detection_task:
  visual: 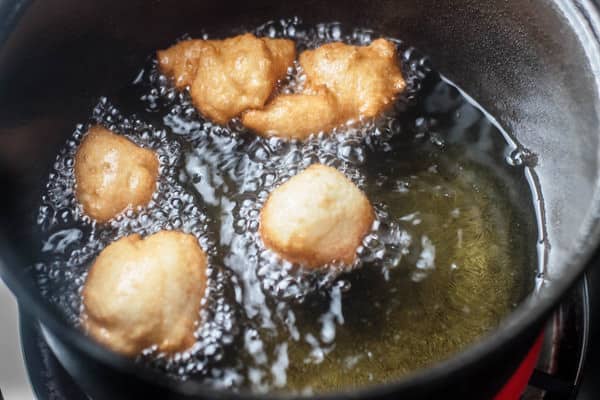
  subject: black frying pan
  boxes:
[1,0,600,398]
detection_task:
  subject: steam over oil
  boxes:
[34,19,538,394]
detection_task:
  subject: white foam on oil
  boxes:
[318,282,345,344]
[271,343,289,388]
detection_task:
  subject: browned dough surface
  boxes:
[260,164,374,268]
[74,125,158,223]
[82,231,207,356]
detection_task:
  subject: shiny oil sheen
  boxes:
[33,19,538,394]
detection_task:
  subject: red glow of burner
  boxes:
[494,333,544,400]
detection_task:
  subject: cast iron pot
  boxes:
[1,0,600,399]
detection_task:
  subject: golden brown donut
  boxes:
[74,125,158,223]
[82,231,208,357]
[158,34,296,124]
[300,38,406,119]
[259,164,374,268]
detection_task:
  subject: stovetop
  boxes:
[1,265,599,400]
[575,263,600,399]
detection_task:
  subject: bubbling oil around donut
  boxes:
[35,99,237,379]
[34,18,539,393]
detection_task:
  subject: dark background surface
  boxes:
[578,261,600,399]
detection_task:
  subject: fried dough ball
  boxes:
[300,38,406,118]
[242,38,405,138]
[260,164,374,268]
[74,125,158,223]
[82,231,207,357]
[241,86,341,140]
[158,34,296,124]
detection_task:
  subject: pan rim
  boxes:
[1,0,600,397]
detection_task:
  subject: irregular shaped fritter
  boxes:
[74,125,158,223]
[242,86,340,139]
[242,38,405,138]
[260,164,374,268]
[158,34,295,124]
[82,231,207,357]
[300,38,406,118]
